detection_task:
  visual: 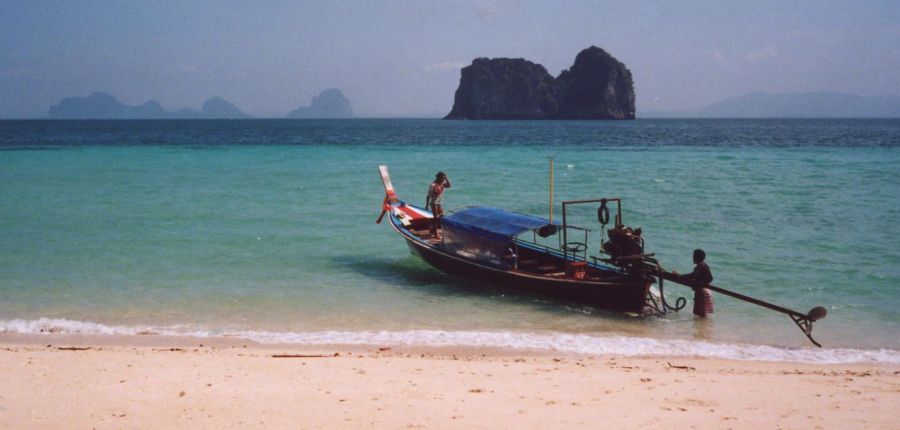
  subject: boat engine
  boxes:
[603,226,644,270]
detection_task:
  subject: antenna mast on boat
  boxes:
[548,156,555,223]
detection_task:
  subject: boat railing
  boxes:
[524,224,591,244]
[515,224,592,266]
[511,240,574,269]
[559,225,590,262]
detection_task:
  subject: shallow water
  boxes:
[1,119,898,362]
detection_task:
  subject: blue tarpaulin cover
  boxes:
[442,206,554,244]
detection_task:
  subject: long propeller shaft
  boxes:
[656,270,827,347]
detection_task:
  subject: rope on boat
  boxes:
[636,255,686,315]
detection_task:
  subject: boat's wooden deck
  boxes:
[408,226,442,245]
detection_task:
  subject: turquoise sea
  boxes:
[1,119,898,363]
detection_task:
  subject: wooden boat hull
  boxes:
[390,211,651,314]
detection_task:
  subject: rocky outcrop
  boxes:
[445,46,635,120]
[286,88,353,118]
[444,59,557,119]
[554,47,635,119]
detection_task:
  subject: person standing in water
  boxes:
[674,249,714,318]
[425,171,451,238]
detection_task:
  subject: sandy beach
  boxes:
[0,333,896,429]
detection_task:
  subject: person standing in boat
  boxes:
[425,171,451,238]
[674,249,714,318]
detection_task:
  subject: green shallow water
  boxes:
[0,119,898,350]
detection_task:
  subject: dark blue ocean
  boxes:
[1,119,898,363]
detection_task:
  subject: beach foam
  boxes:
[3,317,898,364]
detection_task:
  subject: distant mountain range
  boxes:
[44,89,353,119]
[642,92,900,118]
[40,90,899,119]
[46,92,252,119]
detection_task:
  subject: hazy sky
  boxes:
[2,0,899,118]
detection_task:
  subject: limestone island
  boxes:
[445,46,635,120]
[46,92,252,119]
[286,89,353,119]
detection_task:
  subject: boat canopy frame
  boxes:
[440,203,633,274]
[560,197,623,260]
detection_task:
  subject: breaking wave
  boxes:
[2,317,898,364]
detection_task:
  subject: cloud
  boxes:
[426,61,465,71]
[745,47,778,63]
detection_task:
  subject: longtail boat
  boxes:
[376,165,828,346]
